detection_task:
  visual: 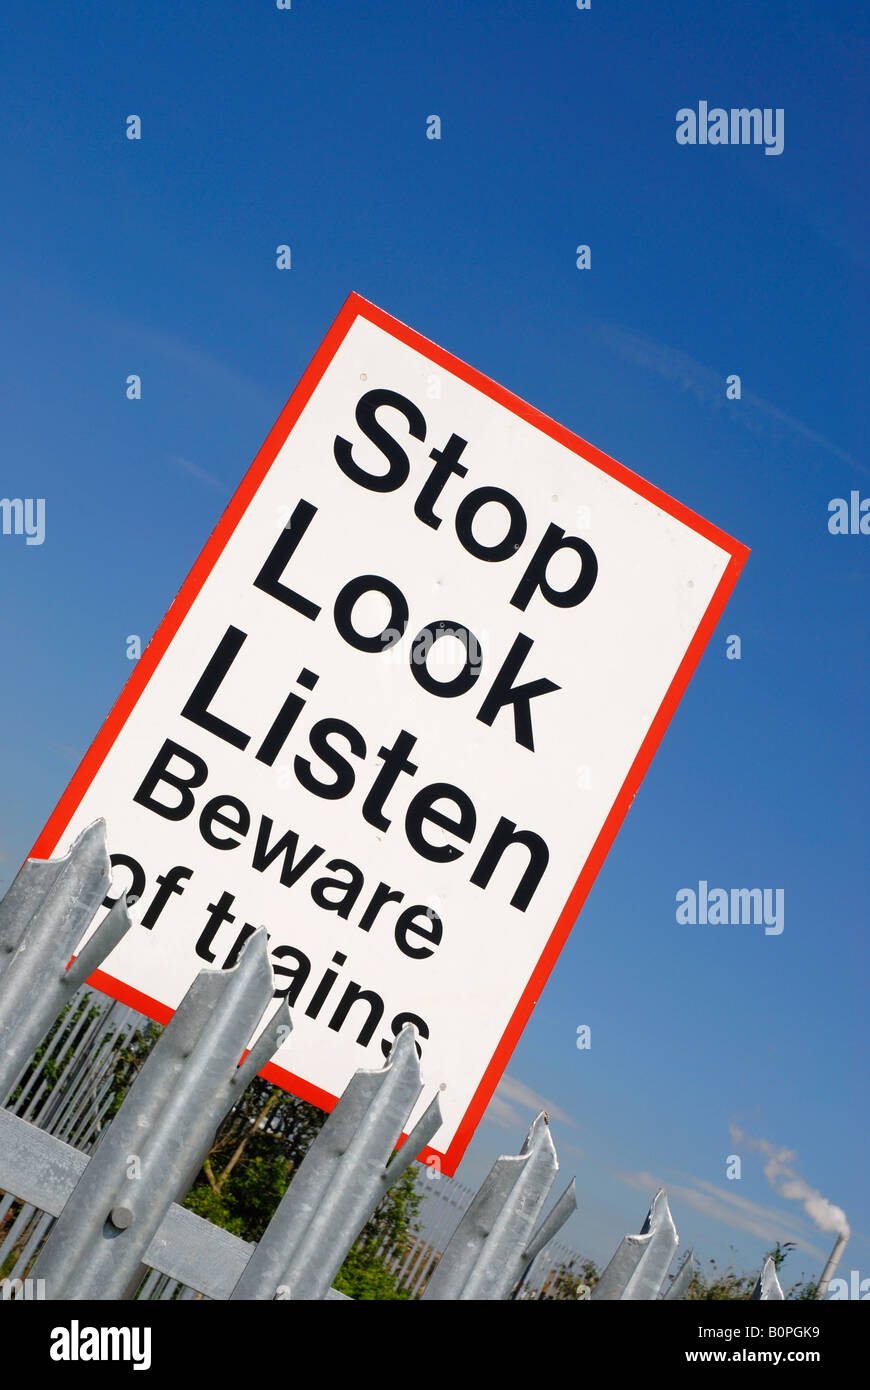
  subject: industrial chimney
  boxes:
[817,1231,849,1298]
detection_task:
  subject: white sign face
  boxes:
[33,294,747,1173]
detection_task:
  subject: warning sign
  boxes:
[32,294,748,1173]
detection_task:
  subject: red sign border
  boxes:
[30,292,749,1176]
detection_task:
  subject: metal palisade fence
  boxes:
[0,821,784,1302]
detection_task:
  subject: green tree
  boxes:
[181,1073,423,1297]
[332,1167,423,1300]
[183,1078,324,1241]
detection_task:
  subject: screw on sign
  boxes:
[30,294,748,1174]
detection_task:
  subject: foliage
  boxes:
[182,1078,324,1242]
[332,1168,423,1300]
[181,1073,424,1297]
[333,1240,413,1301]
[687,1242,821,1301]
[687,1255,758,1300]
[787,1277,821,1301]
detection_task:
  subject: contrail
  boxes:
[729,1122,850,1237]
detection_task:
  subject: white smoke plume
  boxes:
[730,1123,850,1237]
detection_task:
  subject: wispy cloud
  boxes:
[617,1168,825,1257]
[620,1169,666,1199]
[485,1073,575,1132]
[595,322,866,475]
[18,268,276,419]
[123,318,275,416]
[168,455,230,493]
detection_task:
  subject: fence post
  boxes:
[751,1256,784,1300]
[421,1113,576,1301]
[230,1024,442,1300]
[662,1247,694,1300]
[591,1188,679,1300]
[30,929,289,1299]
[0,821,134,1104]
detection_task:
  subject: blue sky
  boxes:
[0,0,866,1289]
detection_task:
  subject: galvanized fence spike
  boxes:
[662,1247,694,1299]
[507,1177,579,1301]
[230,1022,441,1301]
[751,1256,784,1300]
[0,821,133,1100]
[30,929,281,1300]
[63,898,132,989]
[623,1189,679,1299]
[591,1219,648,1299]
[234,998,292,1092]
[591,1188,679,1300]
[524,1177,578,1267]
[381,1091,443,1189]
[0,821,107,957]
[422,1111,564,1301]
